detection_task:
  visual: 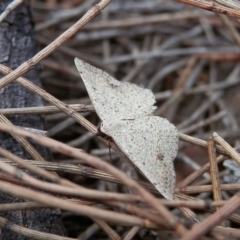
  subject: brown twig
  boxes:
[181,195,240,240]
[0,122,187,235]
[0,0,112,89]
[176,0,240,19]
[208,138,222,213]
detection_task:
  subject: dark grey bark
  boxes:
[0,1,66,238]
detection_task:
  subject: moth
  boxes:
[75,58,178,199]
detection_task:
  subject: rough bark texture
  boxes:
[0,1,66,238]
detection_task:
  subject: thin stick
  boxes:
[0,0,24,24]
[0,216,74,240]
[208,138,222,212]
[0,114,46,162]
[0,148,141,203]
[178,155,227,188]
[123,226,140,240]
[179,133,227,155]
[213,132,240,165]
[176,0,240,19]
[0,0,112,89]
[83,10,209,30]
[0,180,156,228]
[181,195,240,240]
[0,122,187,235]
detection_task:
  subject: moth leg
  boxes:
[96,126,113,142]
[95,127,114,161]
[96,126,107,137]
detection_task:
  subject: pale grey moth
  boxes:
[75,58,178,199]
